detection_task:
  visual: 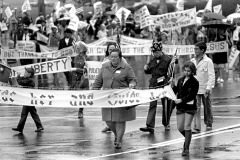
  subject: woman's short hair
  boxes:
[195,41,207,53]
[182,61,197,76]
[109,48,122,59]
[105,42,118,57]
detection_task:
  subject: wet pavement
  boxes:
[1,72,240,159]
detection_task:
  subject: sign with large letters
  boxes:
[85,61,102,88]
[10,57,72,77]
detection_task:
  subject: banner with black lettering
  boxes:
[0,85,176,108]
[10,57,72,77]
[1,46,75,59]
[149,8,196,30]
[87,41,228,56]
[1,41,228,58]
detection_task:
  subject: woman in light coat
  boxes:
[92,48,137,149]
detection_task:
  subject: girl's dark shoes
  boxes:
[115,142,122,149]
[182,149,189,156]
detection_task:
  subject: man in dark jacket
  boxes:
[139,42,175,133]
[12,67,44,133]
[58,28,75,85]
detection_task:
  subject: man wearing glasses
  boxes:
[191,41,215,133]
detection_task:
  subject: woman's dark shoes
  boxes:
[35,127,44,132]
[139,127,154,133]
[12,128,22,133]
[115,142,122,149]
[182,149,189,156]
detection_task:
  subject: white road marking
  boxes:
[87,124,240,160]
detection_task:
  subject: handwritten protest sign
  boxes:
[5,6,12,19]
[16,41,36,52]
[136,5,153,29]
[85,61,102,88]
[10,57,72,77]
[0,85,176,108]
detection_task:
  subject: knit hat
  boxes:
[151,42,162,52]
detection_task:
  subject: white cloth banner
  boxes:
[10,57,72,77]
[87,44,152,56]
[5,6,12,19]
[1,46,75,59]
[1,41,228,58]
[87,41,228,56]
[229,47,240,68]
[149,8,196,30]
[37,32,49,44]
[121,35,152,45]
[22,0,31,12]
[88,35,152,46]
[0,85,176,108]
[85,61,102,88]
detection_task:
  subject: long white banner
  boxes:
[87,41,228,56]
[1,46,75,59]
[88,35,152,46]
[0,85,176,108]
[1,40,228,58]
[10,57,72,77]
[149,8,196,30]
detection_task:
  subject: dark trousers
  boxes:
[17,106,43,131]
[146,98,175,128]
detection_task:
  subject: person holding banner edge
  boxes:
[139,41,175,133]
[172,61,199,156]
[92,48,137,149]
[12,67,44,133]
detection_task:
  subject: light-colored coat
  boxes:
[191,54,215,94]
[92,60,137,122]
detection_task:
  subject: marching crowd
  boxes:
[1,4,240,157]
